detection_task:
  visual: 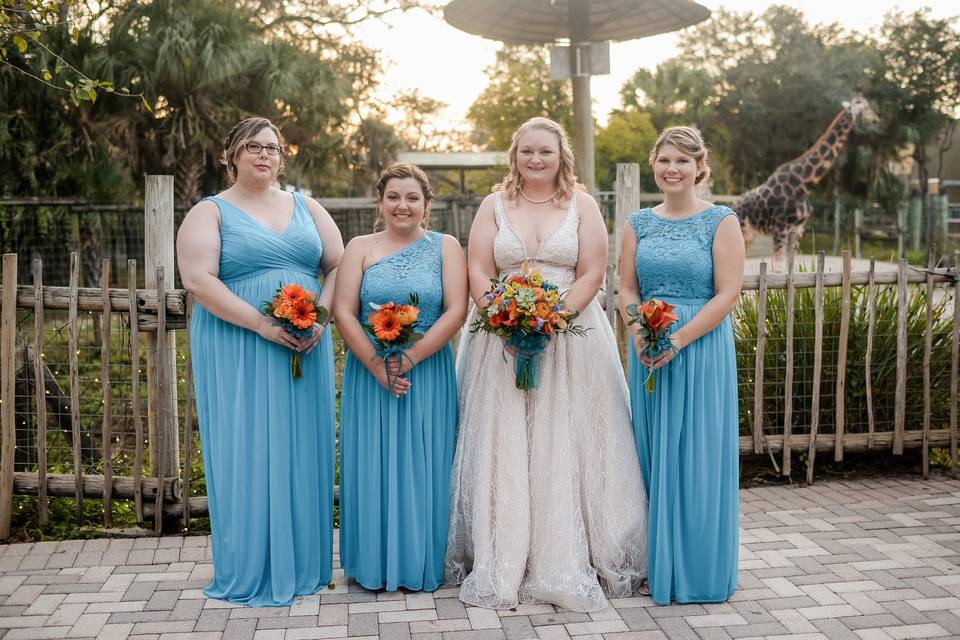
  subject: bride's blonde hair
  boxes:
[494,117,584,203]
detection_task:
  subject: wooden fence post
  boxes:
[752,261,768,455]
[952,250,959,477]
[835,250,852,462]
[0,254,17,538]
[100,259,113,527]
[894,258,908,455]
[865,259,877,450]
[144,176,179,492]
[806,252,826,485]
[782,237,797,476]
[923,244,935,479]
[614,164,641,364]
[32,258,48,525]
[68,252,82,522]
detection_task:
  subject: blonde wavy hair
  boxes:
[648,125,711,184]
[495,117,584,203]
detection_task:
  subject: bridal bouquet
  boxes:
[364,293,423,390]
[471,263,585,390]
[262,283,328,379]
[625,298,679,392]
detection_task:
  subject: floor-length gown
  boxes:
[339,230,457,591]
[446,192,647,612]
[190,193,335,607]
[627,205,740,605]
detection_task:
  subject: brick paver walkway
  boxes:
[2,476,960,639]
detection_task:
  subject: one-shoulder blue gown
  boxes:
[339,230,457,591]
[190,193,335,606]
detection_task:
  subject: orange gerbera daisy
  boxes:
[289,298,317,329]
[371,309,402,341]
[281,283,310,304]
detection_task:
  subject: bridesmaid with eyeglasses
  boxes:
[177,116,342,606]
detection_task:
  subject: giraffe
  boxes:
[735,94,879,262]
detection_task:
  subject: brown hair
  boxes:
[648,125,711,184]
[494,117,584,203]
[374,162,434,231]
[220,117,285,186]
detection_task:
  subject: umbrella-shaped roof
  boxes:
[443,0,710,44]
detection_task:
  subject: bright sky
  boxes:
[356,1,957,133]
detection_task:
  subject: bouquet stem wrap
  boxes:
[506,332,549,390]
[642,334,681,393]
[291,353,302,379]
[376,345,415,394]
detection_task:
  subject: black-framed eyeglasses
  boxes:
[243,141,283,156]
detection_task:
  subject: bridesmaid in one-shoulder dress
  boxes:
[177,118,343,606]
[619,126,744,605]
[334,162,467,591]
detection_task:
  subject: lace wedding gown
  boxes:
[445,192,648,612]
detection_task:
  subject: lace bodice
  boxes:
[493,192,580,288]
[360,230,444,331]
[628,206,738,301]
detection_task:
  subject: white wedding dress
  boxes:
[445,192,648,612]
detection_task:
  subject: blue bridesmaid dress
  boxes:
[190,193,335,606]
[339,230,458,591]
[627,206,740,605]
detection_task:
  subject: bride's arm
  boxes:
[467,194,500,305]
[564,192,608,312]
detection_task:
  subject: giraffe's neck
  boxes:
[783,108,856,191]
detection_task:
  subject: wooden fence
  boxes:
[1,168,958,539]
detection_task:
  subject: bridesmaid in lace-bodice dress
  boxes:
[334,163,466,592]
[619,126,744,604]
[446,117,647,612]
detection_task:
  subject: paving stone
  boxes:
[615,608,658,632]
[434,598,468,620]
[500,616,537,640]
[350,613,380,636]
[379,621,412,640]
[193,608,230,632]
[222,618,258,640]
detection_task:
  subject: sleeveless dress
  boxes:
[190,193,336,607]
[446,192,648,612]
[627,206,740,605]
[339,231,457,592]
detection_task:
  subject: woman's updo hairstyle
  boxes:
[648,126,711,185]
[373,162,434,231]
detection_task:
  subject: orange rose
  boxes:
[396,305,419,325]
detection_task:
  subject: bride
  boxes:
[445,117,647,612]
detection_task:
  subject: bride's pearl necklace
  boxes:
[519,186,560,204]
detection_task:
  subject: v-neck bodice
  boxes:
[206,193,322,283]
[492,192,580,288]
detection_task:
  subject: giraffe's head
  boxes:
[843,94,879,125]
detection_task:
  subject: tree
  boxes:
[467,45,572,150]
[1,1,146,106]
[594,110,657,191]
[876,9,960,244]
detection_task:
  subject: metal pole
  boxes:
[568,0,595,194]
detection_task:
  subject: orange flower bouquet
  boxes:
[364,293,423,390]
[470,262,585,390]
[626,298,679,392]
[262,283,328,379]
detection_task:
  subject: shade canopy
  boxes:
[443,0,710,44]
